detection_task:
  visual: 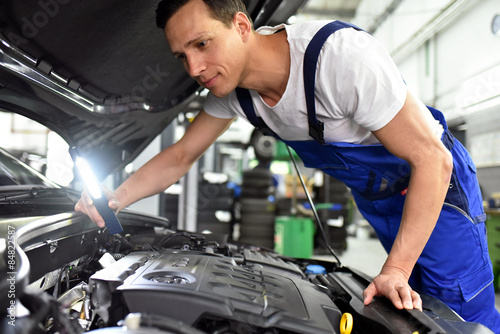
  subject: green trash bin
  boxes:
[275,216,314,258]
[486,209,500,291]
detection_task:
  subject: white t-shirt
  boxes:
[204,20,441,144]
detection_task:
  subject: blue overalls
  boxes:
[236,21,500,332]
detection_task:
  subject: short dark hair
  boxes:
[156,0,253,30]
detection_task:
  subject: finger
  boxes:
[394,283,414,310]
[82,190,93,207]
[75,197,91,216]
[109,199,119,210]
[75,199,82,212]
[411,290,422,311]
[363,283,377,306]
[75,198,90,216]
[89,204,105,228]
[80,190,105,228]
[386,287,404,309]
[100,186,120,211]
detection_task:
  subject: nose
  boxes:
[186,54,205,78]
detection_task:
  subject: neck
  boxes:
[239,29,290,106]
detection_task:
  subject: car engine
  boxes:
[3,217,337,334]
[90,246,339,333]
[1,213,492,334]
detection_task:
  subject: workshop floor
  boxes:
[314,235,500,312]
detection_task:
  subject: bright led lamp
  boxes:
[70,147,123,234]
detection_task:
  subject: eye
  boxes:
[197,40,208,48]
[175,54,186,61]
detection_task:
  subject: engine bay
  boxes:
[21,226,344,334]
[91,243,339,333]
[2,213,492,334]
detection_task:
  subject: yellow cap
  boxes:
[340,312,353,334]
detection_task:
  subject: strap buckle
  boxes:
[258,126,277,137]
[309,121,325,144]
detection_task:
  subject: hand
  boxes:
[363,266,422,311]
[74,186,120,228]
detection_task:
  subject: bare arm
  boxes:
[75,110,235,227]
[363,90,453,310]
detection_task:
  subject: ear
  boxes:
[233,12,252,42]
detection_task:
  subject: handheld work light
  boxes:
[70,147,123,234]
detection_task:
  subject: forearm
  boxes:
[364,91,453,310]
[112,111,235,212]
[383,149,452,277]
[113,146,194,211]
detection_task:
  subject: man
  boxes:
[76,0,500,331]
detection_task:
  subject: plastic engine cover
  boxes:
[90,250,342,333]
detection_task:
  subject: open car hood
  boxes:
[0,0,307,179]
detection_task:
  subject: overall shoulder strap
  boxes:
[304,21,363,144]
[234,88,280,138]
[235,88,260,127]
[236,21,364,142]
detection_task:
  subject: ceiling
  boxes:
[291,0,363,23]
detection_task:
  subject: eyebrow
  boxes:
[172,32,207,57]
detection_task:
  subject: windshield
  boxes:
[0,148,58,188]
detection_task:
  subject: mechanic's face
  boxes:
[165,0,248,98]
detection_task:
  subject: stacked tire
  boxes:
[162,193,179,227]
[238,168,276,249]
[197,181,234,235]
[315,176,350,254]
[161,182,234,235]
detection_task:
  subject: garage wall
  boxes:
[357,0,452,52]
[433,0,500,123]
[358,0,500,115]
[0,112,48,154]
[466,106,500,199]
[354,0,500,201]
